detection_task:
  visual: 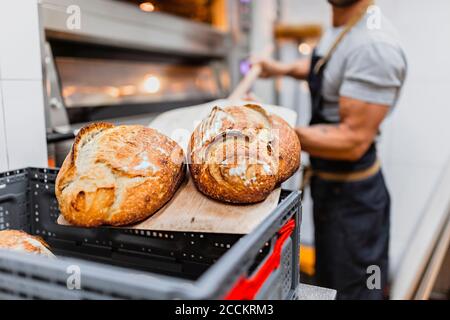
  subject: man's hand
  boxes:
[251,57,310,80]
[296,96,389,161]
[251,57,291,78]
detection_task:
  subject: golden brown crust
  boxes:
[55,123,185,227]
[0,230,54,257]
[269,114,301,183]
[188,104,301,204]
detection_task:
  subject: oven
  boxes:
[39,0,236,166]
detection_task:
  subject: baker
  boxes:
[254,0,407,299]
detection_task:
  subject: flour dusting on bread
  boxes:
[0,230,55,258]
[189,104,301,204]
[55,122,185,227]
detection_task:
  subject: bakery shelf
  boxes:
[0,167,301,300]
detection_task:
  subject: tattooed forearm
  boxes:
[316,124,339,134]
[295,124,366,161]
[319,126,329,134]
[294,96,388,161]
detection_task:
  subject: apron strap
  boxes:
[313,0,374,75]
[302,0,376,195]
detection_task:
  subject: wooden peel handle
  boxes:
[228,45,273,101]
[228,63,263,101]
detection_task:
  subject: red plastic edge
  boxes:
[224,218,296,300]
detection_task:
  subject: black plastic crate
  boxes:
[0,167,301,299]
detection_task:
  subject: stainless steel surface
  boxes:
[44,42,69,128]
[40,0,230,58]
[297,284,337,300]
[38,0,239,168]
[39,0,234,121]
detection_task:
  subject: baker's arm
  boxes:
[252,58,311,80]
[295,96,388,161]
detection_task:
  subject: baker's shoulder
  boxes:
[350,14,404,50]
[340,20,407,74]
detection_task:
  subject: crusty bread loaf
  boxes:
[0,230,54,257]
[55,122,185,227]
[189,104,301,203]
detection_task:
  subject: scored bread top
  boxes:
[56,122,185,227]
[0,230,54,257]
[189,104,301,204]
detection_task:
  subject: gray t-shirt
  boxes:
[315,12,407,123]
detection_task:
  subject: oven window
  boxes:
[56,57,221,108]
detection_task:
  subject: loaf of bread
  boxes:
[0,230,54,257]
[55,122,185,227]
[189,104,300,203]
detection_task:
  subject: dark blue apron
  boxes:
[308,49,391,300]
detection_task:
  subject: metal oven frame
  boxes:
[38,0,238,136]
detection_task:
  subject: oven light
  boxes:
[105,86,120,98]
[120,85,137,96]
[143,75,161,94]
[62,86,77,98]
[298,43,312,56]
[140,2,155,12]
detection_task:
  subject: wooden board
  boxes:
[58,100,297,234]
[58,177,280,234]
[132,177,281,234]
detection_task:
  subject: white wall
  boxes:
[0,0,48,171]
[259,0,450,279]
[376,0,450,276]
